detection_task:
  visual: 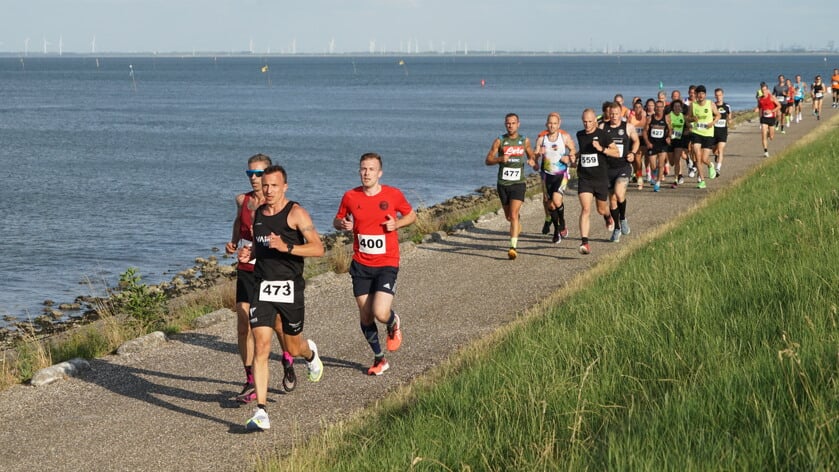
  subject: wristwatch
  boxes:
[286,243,294,254]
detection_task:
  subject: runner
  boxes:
[534,112,576,244]
[666,100,689,187]
[784,79,795,128]
[575,108,620,255]
[240,165,325,431]
[333,152,416,376]
[812,75,826,120]
[773,75,790,134]
[832,68,839,108]
[224,154,296,404]
[644,100,672,189]
[628,100,648,190]
[484,113,537,260]
[686,85,720,189]
[713,88,733,177]
[755,83,782,157]
[613,94,631,121]
[792,75,807,123]
[600,102,639,242]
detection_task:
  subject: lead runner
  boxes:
[334,152,416,376]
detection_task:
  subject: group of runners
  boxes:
[488,72,834,258]
[221,69,836,432]
[225,152,415,431]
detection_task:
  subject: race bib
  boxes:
[696,122,709,130]
[259,280,294,303]
[616,144,624,157]
[358,234,386,254]
[580,153,599,168]
[501,167,522,181]
[671,130,683,139]
[651,127,665,139]
[715,119,727,127]
[763,110,775,118]
[815,92,824,98]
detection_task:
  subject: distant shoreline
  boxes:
[1,51,836,59]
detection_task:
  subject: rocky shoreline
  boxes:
[0,180,528,350]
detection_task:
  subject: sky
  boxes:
[2,0,836,55]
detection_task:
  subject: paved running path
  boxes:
[1,106,836,471]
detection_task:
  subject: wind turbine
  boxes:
[24,38,30,56]
[91,35,96,54]
[59,35,63,56]
[42,37,50,55]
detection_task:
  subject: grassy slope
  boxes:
[265,120,839,470]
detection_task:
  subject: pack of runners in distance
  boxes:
[486,71,836,260]
[226,70,837,432]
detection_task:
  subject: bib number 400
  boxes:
[358,234,386,255]
[259,280,294,303]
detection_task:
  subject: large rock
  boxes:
[116,331,168,355]
[191,308,235,329]
[31,358,91,387]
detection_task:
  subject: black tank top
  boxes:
[647,116,668,146]
[602,121,630,168]
[253,200,305,282]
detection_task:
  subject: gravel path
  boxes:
[1,107,835,471]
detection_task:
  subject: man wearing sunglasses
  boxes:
[224,154,296,404]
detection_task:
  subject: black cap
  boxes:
[696,85,707,93]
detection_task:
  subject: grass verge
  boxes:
[261,117,839,469]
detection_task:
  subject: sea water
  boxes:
[0,53,832,322]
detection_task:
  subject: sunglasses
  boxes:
[246,169,265,177]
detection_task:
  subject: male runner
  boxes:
[666,100,688,186]
[686,85,720,189]
[832,68,839,108]
[713,88,733,176]
[485,113,537,259]
[334,153,416,376]
[756,83,782,157]
[627,100,648,190]
[644,100,671,189]
[773,75,790,133]
[224,154,296,403]
[534,112,576,243]
[240,165,325,431]
[600,102,639,242]
[575,108,620,255]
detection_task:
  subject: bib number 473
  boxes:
[259,280,294,303]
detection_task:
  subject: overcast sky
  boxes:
[2,0,835,54]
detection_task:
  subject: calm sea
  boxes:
[0,53,834,322]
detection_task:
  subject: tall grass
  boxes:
[265,125,839,469]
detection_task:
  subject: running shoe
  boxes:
[653,181,660,192]
[708,165,716,180]
[507,247,517,260]
[234,383,256,404]
[764,151,769,157]
[715,167,721,177]
[610,229,621,243]
[386,314,402,352]
[560,228,568,238]
[246,407,270,431]
[781,129,786,134]
[606,216,615,232]
[541,220,551,235]
[552,230,561,244]
[578,243,591,255]
[677,176,685,185]
[620,219,630,235]
[367,357,390,376]
[282,355,296,392]
[688,167,697,178]
[697,180,707,189]
[306,339,323,382]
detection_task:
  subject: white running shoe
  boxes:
[246,408,270,431]
[306,339,323,382]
